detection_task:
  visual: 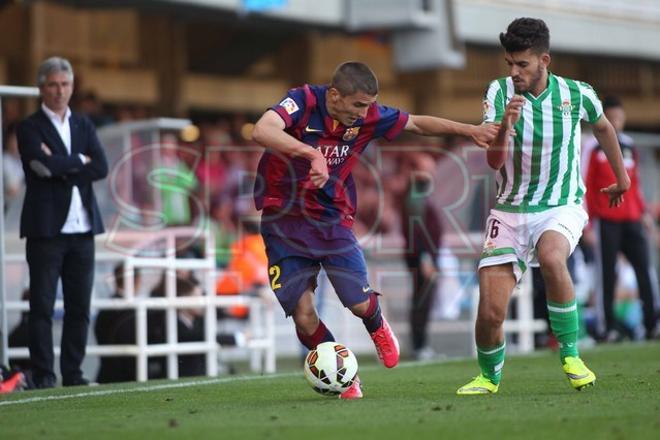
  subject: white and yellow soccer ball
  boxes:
[303,342,358,396]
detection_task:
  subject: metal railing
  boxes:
[4,227,277,381]
[5,290,277,381]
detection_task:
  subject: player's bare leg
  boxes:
[536,231,573,304]
[537,231,596,390]
[292,289,320,336]
[349,299,368,316]
[457,264,515,394]
[536,231,575,303]
[476,264,517,348]
[293,289,335,349]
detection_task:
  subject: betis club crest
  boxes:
[343,127,360,141]
[482,100,490,120]
[559,99,573,117]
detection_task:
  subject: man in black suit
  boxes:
[17,56,108,388]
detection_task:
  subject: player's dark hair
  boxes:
[499,18,550,54]
[331,62,378,96]
[602,95,623,110]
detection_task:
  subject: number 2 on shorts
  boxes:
[269,265,282,290]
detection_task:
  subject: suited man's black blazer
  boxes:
[17,109,109,239]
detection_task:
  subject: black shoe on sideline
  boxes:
[62,377,90,387]
[33,376,56,389]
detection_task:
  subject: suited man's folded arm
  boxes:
[17,119,85,178]
[76,119,109,182]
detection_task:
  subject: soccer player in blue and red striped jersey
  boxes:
[252,61,498,399]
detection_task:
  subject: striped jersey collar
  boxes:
[522,72,556,102]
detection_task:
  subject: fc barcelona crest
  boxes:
[343,127,360,141]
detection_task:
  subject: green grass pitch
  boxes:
[1,343,658,439]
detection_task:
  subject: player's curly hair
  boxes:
[499,18,550,54]
[331,62,378,96]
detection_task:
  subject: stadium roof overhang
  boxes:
[41,0,465,71]
[23,0,660,61]
[30,0,347,31]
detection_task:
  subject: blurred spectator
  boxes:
[351,155,397,238]
[223,147,248,195]
[148,248,202,365]
[196,121,231,203]
[398,152,443,360]
[216,213,269,319]
[3,123,24,213]
[612,258,646,340]
[173,276,207,377]
[212,145,252,251]
[1,98,22,128]
[152,134,198,226]
[148,274,207,377]
[210,198,237,268]
[94,264,141,384]
[77,90,113,127]
[230,113,249,145]
[114,105,135,123]
[585,96,659,341]
[131,105,151,121]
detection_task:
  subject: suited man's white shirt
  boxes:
[41,103,92,233]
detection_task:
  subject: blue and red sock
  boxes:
[357,293,383,333]
[296,320,335,350]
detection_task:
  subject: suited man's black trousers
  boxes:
[26,234,95,385]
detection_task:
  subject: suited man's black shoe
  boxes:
[62,377,90,387]
[33,376,56,389]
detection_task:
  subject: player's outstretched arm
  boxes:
[252,109,329,188]
[591,116,631,207]
[404,115,498,149]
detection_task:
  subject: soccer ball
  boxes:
[303,342,358,395]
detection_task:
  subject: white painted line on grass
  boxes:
[0,358,450,407]
[0,373,296,407]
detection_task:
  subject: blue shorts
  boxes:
[260,213,372,316]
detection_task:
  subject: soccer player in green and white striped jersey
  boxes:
[457,18,630,395]
[486,68,604,212]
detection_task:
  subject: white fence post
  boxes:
[136,301,148,382]
[165,262,178,379]
[263,290,276,374]
[204,222,218,377]
[0,85,40,366]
